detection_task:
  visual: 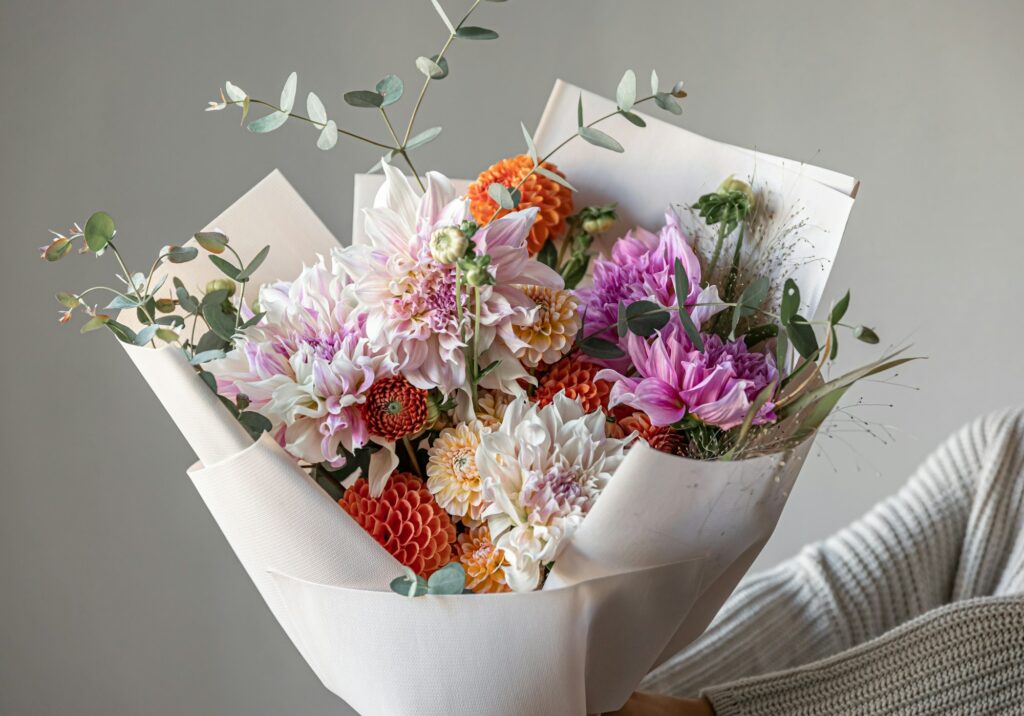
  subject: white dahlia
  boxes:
[475,392,630,591]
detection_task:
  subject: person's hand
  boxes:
[605,691,715,716]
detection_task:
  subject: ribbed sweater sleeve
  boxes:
[641,408,1024,715]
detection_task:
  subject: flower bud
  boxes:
[205,278,236,297]
[717,175,756,210]
[430,226,468,265]
[671,80,688,98]
[582,215,615,234]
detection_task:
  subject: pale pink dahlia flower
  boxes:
[335,164,564,397]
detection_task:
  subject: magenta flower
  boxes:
[596,323,779,430]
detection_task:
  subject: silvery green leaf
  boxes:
[133,324,159,346]
[317,120,338,150]
[426,562,466,595]
[247,111,289,133]
[194,231,228,254]
[80,315,110,334]
[655,92,682,115]
[406,126,442,150]
[224,81,246,102]
[535,165,576,191]
[430,0,455,33]
[621,111,646,127]
[164,245,198,263]
[854,325,880,344]
[105,295,141,310]
[616,69,636,112]
[375,74,404,107]
[279,72,298,113]
[84,211,115,253]
[240,96,250,126]
[578,126,624,153]
[390,567,429,597]
[577,94,584,127]
[343,90,383,108]
[455,26,498,39]
[415,56,446,79]
[488,182,516,210]
[579,336,625,360]
[190,349,225,365]
[306,92,327,126]
[521,122,538,163]
[367,150,398,173]
[650,69,659,95]
[780,279,800,324]
[209,254,241,279]
[829,291,850,325]
[237,245,270,281]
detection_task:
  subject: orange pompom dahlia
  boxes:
[468,154,574,255]
[534,355,611,414]
[455,527,510,594]
[361,376,428,441]
[613,411,687,456]
[340,472,456,577]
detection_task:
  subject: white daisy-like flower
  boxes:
[475,392,630,592]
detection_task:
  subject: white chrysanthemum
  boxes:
[476,392,630,592]
[426,420,491,524]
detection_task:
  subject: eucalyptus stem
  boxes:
[230,98,397,151]
[402,0,484,147]
[380,107,425,191]
[107,240,157,346]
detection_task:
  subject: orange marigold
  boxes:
[340,472,456,578]
[361,376,428,441]
[455,527,510,594]
[467,154,574,255]
[534,355,610,414]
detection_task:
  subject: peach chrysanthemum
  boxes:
[476,390,512,428]
[534,355,611,414]
[513,286,581,368]
[339,472,456,577]
[455,527,510,594]
[468,154,574,255]
[426,421,491,523]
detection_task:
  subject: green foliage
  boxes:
[578,126,624,153]
[390,562,469,598]
[84,212,115,253]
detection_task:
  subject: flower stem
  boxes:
[231,98,397,151]
[402,435,422,477]
[706,223,728,282]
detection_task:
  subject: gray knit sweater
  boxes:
[642,408,1024,715]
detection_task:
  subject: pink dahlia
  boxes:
[596,323,779,431]
[207,257,397,470]
[575,210,722,362]
[335,164,563,396]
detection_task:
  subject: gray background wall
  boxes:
[2,1,1022,714]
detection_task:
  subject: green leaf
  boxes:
[732,276,770,336]
[164,245,198,263]
[209,255,241,280]
[776,329,789,370]
[240,96,250,126]
[176,284,199,314]
[829,291,850,325]
[477,360,501,380]
[224,81,246,103]
[488,182,517,210]
[787,315,818,359]
[673,257,689,312]
[190,349,225,365]
[679,307,704,352]
[343,90,383,108]
[579,335,625,360]
[654,92,682,115]
[279,72,298,113]
[722,378,778,460]
[105,319,136,343]
[780,279,800,325]
[44,237,73,261]
[455,26,498,39]
[577,94,584,127]
[521,122,538,164]
[427,562,467,595]
[430,0,455,33]
[620,111,646,127]
[376,74,404,107]
[390,570,429,598]
[105,295,141,310]
[155,328,179,343]
[236,245,270,281]
[56,292,79,309]
[202,296,236,341]
[317,120,338,150]
[625,299,670,337]
[854,325,880,344]
[238,411,273,440]
[616,69,636,112]
[367,150,398,174]
[238,311,265,330]
[194,231,228,254]
[536,239,557,269]
[247,111,289,133]
[195,330,229,355]
[415,55,449,79]
[650,69,659,95]
[535,166,576,191]
[306,91,327,125]
[197,369,217,394]
[84,211,115,253]
[829,327,839,360]
[743,323,779,348]
[616,300,628,338]
[406,126,442,150]
[578,126,624,153]
[133,324,159,346]
[80,315,110,334]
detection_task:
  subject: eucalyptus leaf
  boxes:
[237,245,270,281]
[106,319,137,343]
[190,349,226,365]
[430,0,455,33]
[654,92,682,115]
[343,90,383,108]
[679,308,704,352]
[84,211,115,253]
[176,287,199,314]
[577,94,584,127]
[787,315,819,359]
[133,324,160,346]
[56,292,79,309]
[455,26,498,39]
[155,328,179,343]
[650,69,659,95]
[105,295,141,310]
[427,562,466,595]
[854,325,880,344]
[306,92,327,125]
[194,231,228,254]
[390,573,429,598]
[488,182,517,210]
[536,239,557,269]
[80,315,110,334]
[829,291,850,325]
[164,245,198,263]
[238,411,273,440]
[247,111,289,133]
[780,279,800,325]
[673,257,689,312]
[829,327,839,360]
[743,323,779,348]
[616,69,636,112]
[578,126,624,153]
[317,120,338,150]
[240,96,250,126]
[535,166,576,191]
[776,329,790,371]
[406,126,442,150]
[617,300,628,338]
[224,81,246,103]
[202,299,237,341]
[625,300,670,337]
[209,254,241,280]
[44,238,72,261]
[731,276,770,336]
[367,150,398,173]
[376,74,404,107]
[416,55,449,79]
[579,336,625,360]
[621,111,647,127]
[521,122,538,163]
[195,330,229,355]
[279,72,298,113]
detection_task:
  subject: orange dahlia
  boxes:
[613,411,687,456]
[534,355,611,414]
[513,286,581,368]
[361,376,428,441]
[468,154,574,255]
[340,472,456,577]
[454,527,510,594]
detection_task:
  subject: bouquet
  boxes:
[41,3,915,713]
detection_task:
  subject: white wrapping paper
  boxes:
[117,81,856,714]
